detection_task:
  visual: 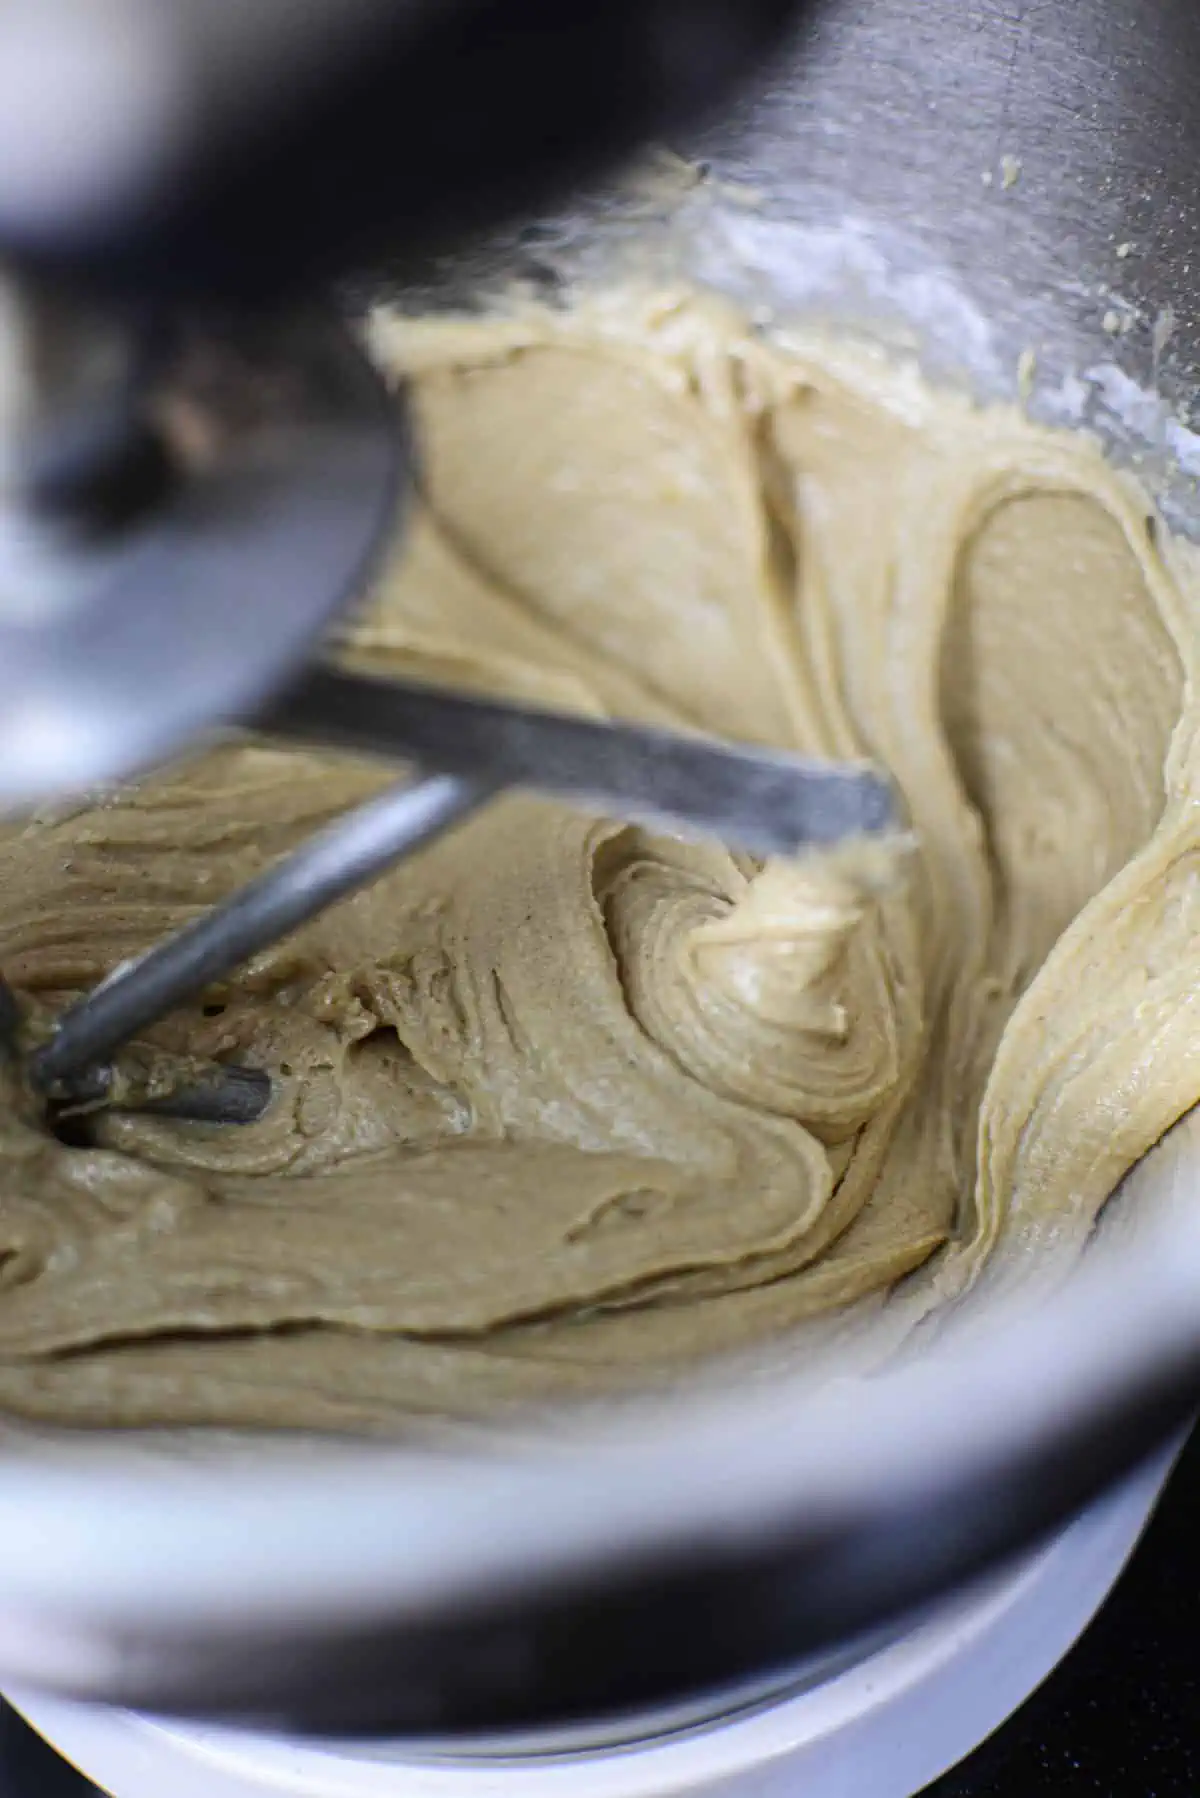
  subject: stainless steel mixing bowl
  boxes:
[446,0,1200,527]
[2,0,1200,1742]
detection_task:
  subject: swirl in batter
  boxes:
[0,291,1195,1432]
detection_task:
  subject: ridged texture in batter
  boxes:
[0,292,1196,1432]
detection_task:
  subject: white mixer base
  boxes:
[6,1443,1178,1798]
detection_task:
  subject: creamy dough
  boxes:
[0,291,1198,1434]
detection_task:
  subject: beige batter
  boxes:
[0,290,1197,1434]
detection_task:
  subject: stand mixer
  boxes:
[3,0,1200,1782]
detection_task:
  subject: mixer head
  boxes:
[0,291,400,804]
[0,0,806,808]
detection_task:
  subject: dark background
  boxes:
[3,1427,1198,1795]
